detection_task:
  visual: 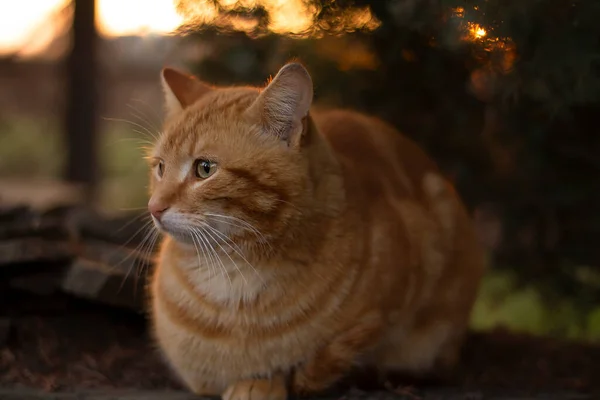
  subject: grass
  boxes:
[1,114,600,343]
[471,269,600,342]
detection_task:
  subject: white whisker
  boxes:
[204,213,273,252]
[273,198,301,211]
[202,223,263,284]
[201,224,248,285]
[126,102,162,136]
[121,223,159,294]
[191,228,215,279]
[195,227,232,289]
[103,117,159,142]
[129,98,164,133]
[188,230,205,275]
[113,218,155,272]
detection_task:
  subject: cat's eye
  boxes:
[157,160,165,178]
[194,159,217,179]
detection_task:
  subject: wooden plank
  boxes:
[0,238,72,266]
[61,256,148,310]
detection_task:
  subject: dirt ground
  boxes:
[0,289,599,396]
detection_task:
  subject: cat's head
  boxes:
[147,62,326,255]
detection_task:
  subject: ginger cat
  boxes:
[147,62,485,400]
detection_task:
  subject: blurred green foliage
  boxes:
[0,116,64,178]
[472,270,600,342]
[0,116,149,211]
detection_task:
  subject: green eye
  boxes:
[195,159,217,179]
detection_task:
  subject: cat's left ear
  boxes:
[161,67,213,119]
[247,62,313,146]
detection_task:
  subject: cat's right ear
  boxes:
[161,67,213,119]
[246,62,313,147]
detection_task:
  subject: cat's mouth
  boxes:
[151,217,182,241]
[150,209,267,253]
[151,211,228,246]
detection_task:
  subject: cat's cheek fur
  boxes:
[147,63,486,399]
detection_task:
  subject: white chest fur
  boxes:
[151,251,334,394]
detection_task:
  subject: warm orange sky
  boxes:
[0,0,384,57]
[0,0,183,56]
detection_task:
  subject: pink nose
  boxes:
[148,199,169,220]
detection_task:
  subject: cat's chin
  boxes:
[164,230,195,245]
[152,219,194,245]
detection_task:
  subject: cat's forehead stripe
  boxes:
[161,90,257,152]
[206,91,256,114]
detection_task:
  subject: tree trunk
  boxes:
[64,0,98,202]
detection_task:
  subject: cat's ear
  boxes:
[161,67,213,118]
[247,62,313,145]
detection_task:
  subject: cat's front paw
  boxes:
[222,376,287,400]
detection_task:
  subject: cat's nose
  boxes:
[148,199,169,220]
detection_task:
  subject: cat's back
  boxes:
[312,108,441,204]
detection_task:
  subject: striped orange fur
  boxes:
[147,62,486,400]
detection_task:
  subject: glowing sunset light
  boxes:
[97,0,183,36]
[0,0,381,57]
[468,23,487,39]
[451,7,492,43]
[0,0,68,55]
[0,0,183,56]
[176,0,317,35]
[263,0,316,34]
[176,0,380,36]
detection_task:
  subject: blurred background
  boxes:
[1,0,599,343]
